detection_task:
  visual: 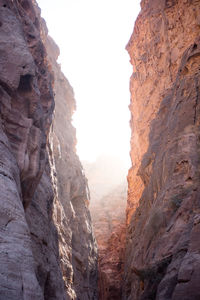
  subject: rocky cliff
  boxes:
[124,0,200,299]
[83,157,127,300]
[93,184,126,300]
[0,1,97,299]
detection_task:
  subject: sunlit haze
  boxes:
[37,0,141,165]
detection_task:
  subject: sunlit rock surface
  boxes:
[84,156,127,299]
[124,0,200,299]
[44,33,98,300]
[0,1,97,299]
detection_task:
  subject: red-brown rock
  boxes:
[124,0,200,299]
[84,156,127,300]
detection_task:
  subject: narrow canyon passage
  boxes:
[83,157,128,299]
[0,1,200,300]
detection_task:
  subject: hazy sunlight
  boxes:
[38,0,140,166]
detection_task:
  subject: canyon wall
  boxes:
[83,157,127,299]
[93,184,126,300]
[124,0,200,299]
[0,1,97,299]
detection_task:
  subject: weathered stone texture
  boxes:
[84,157,127,300]
[124,0,200,299]
[96,185,126,300]
[44,33,98,300]
[0,1,97,299]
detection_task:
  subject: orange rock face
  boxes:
[124,0,200,299]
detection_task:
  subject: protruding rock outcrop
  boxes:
[124,0,200,299]
[44,32,98,300]
[0,1,97,299]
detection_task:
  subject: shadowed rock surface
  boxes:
[84,157,127,299]
[0,1,97,299]
[95,184,126,300]
[124,0,200,299]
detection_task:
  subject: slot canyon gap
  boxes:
[0,1,199,300]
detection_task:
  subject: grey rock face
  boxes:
[44,33,98,300]
[0,1,97,299]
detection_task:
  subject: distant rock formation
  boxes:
[0,1,97,299]
[83,155,128,202]
[83,156,127,299]
[124,0,200,299]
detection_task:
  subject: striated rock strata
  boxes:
[124,0,200,299]
[0,1,97,299]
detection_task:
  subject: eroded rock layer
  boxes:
[124,0,200,299]
[0,1,97,299]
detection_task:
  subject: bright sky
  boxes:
[37,0,140,165]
